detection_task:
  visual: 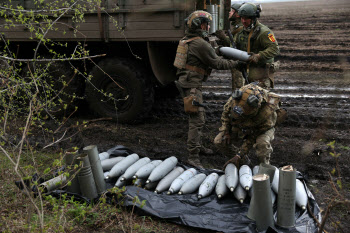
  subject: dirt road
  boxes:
[62,0,350,231]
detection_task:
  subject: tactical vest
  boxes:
[173,37,210,75]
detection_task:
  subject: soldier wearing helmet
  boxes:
[229,3,243,34]
[215,3,243,45]
[215,3,245,92]
[214,83,283,168]
[174,10,241,168]
[235,3,280,89]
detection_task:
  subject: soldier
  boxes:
[214,83,284,168]
[215,3,243,47]
[235,3,280,89]
[174,10,241,168]
[215,3,245,91]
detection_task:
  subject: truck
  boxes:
[0,0,231,123]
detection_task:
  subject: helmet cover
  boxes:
[186,10,213,29]
[230,84,266,119]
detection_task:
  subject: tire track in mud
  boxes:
[262,0,350,72]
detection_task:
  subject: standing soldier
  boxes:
[235,3,280,89]
[215,3,243,46]
[174,10,241,168]
[214,83,285,168]
[215,3,245,91]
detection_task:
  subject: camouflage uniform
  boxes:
[176,30,239,157]
[214,84,281,164]
[235,20,279,88]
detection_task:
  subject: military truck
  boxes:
[1,0,231,123]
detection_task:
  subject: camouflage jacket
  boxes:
[219,91,280,135]
[234,20,279,82]
[176,30,238,89]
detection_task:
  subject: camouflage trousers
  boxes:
[184,88,205,155]
[214,128,275,164]
[231,68,245,91]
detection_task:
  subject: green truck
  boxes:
[1,0,230,123]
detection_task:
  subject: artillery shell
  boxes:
[133,160,162,179]
[120,157,151,181]
[234,183,247,203]
[252,165,259,176]
[295,179,308,210]
[215,174,229,199]
[198,173,219,199]
[225,163,238,192]
[168,168,197,194]
[99,152,110,161]
[155,167,185,194]
[239,165,253,191]
[271,166,279,194]
[147,156,178,183]
[107,153,139,179]
[179,173,206,195]
[134,178,146,187]
[115,175,127,188]
[101,156,125,171]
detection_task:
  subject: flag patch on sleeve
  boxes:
[267,32,276,42]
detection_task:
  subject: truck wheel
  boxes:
[86,58,154,123]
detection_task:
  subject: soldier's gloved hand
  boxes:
[215,30,227,41]
[215,45,223,56]
[247,52,260,64]
[223,154,242,170]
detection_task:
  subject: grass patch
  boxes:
[0,151,200,233]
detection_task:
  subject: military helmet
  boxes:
[231,3,242,12]
[186,10,212,30]
[238,3,261,18]
[230,84,266,118]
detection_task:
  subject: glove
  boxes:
[223,154,242,170]
[215,30,227,41]
[215,45,223,56]
[247,53,260,64]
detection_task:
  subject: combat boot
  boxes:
[187,154,203,169]
[199,146,214,156]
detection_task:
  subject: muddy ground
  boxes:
[23,0,349,232]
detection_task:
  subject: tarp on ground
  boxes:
[16,145,321,233]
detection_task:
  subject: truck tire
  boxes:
[86,57,154,123]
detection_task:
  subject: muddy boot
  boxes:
[199,146,214,156]
[187,154,203,169]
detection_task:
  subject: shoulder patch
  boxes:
[267,32,276,42]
